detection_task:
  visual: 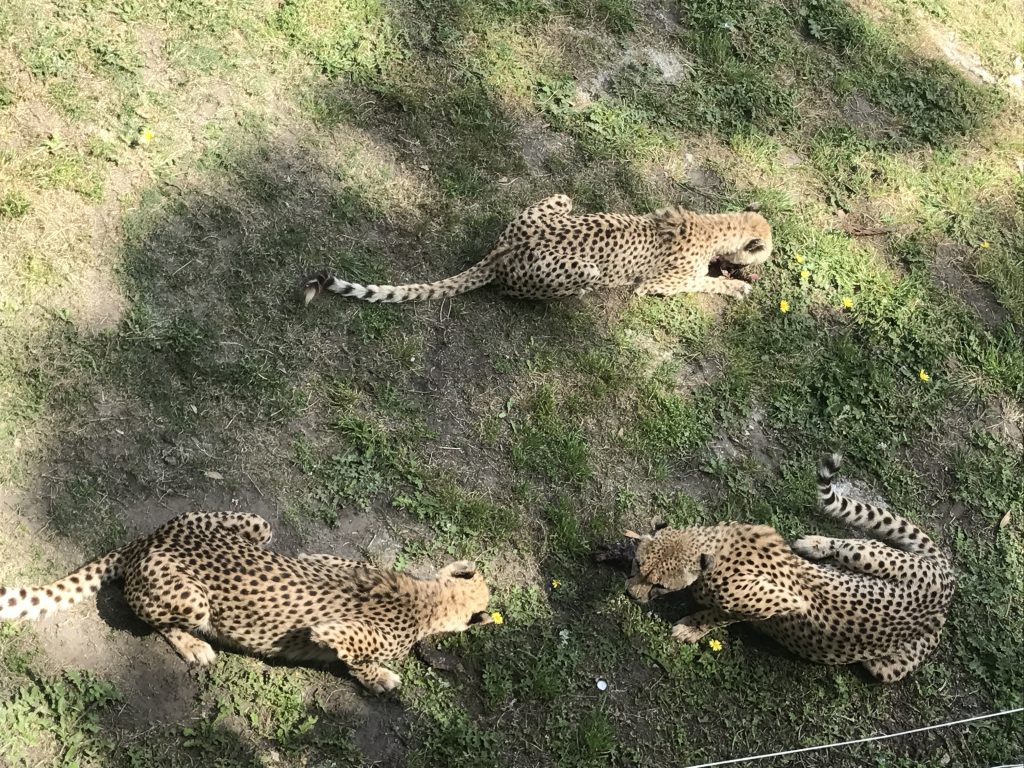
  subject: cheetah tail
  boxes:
[302,253,499,305]
[0,550,124,621]
[816,453,943,559]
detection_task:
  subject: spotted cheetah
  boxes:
[303,195,772,304]
[0,511,494,692]
[625,454,955,682]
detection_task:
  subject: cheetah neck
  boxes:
[408,578,473,638]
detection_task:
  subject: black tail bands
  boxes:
[817,452,843,511]
[302,254,498,305]
[815,453,944,560]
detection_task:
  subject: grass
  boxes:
[1,0,1023,765]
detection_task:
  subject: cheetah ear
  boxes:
[699,553,716,572]
[650,517,668,533]
[469,611,493,625]
[744,202,761,213]
[744,238,767,253]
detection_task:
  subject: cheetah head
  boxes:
[656,204,773,282]
[624,523,714,603]
[432,560,494,633]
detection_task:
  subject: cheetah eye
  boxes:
[744,238,766,253]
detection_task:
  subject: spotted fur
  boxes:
[625,454,954,682]
[0,512,493,692]
[303,195,772,304]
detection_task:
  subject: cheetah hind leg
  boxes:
[123,557,217,665]
[862,631,942,683]
[198,511,273,546]
[793,536,927,581]
[310,620,402,693]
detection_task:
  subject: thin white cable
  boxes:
[681,707,1024,768]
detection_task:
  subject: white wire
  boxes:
[681,707,1024,768]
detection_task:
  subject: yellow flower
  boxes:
[137,127,155,145]
[550,579,561,589]
[794,254,805,264]
[980,241,991,249]
[708,639,723,652]
[490,611,504,625]
[841,296,854,309]
[918,369,930,382]
[800,269,810,280]
[779,300,790,313]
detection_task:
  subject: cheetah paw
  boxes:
[671,618,711,644]
[173,634,217,665]
[367,669,402,694]
[734,281,754,299]
[791,535,832,560]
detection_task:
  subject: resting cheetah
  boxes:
[0,511,493,692]
[625,454,955,682]
[303,195,772,304]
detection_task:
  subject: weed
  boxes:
[0,670,119,767]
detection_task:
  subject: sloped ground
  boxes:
[0,0,1021,765]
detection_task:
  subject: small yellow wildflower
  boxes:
[918,369,930,382]
[980,241,991,249]
[708,639,723,652]
[841,296,854,309]
[794,254,805,264]
[550,579,562,590]
[800,269,810,280]
[779,299,790,313]
[490,611,505,625]
[137,127,155,145]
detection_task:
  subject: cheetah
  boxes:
[624,454,955,682]
[0,511,494,692]
[303,195,772,304]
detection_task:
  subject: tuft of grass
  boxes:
[509,383,592,484]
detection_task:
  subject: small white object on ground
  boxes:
[595,678,608,691]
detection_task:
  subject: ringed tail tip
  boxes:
[819,452,843,477]
[302,273,329,306]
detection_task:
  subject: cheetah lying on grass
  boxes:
[0,511,494,692]
[625,455,954,682]
[303,195,772,304]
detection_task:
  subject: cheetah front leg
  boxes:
[296,553,363,569]
[671,608,742,643]
[792,537,927,580]
[310,621,403,693]
[636,275,752,299]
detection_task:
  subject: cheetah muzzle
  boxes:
[303,195,773,305]
[0,511,496,694]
